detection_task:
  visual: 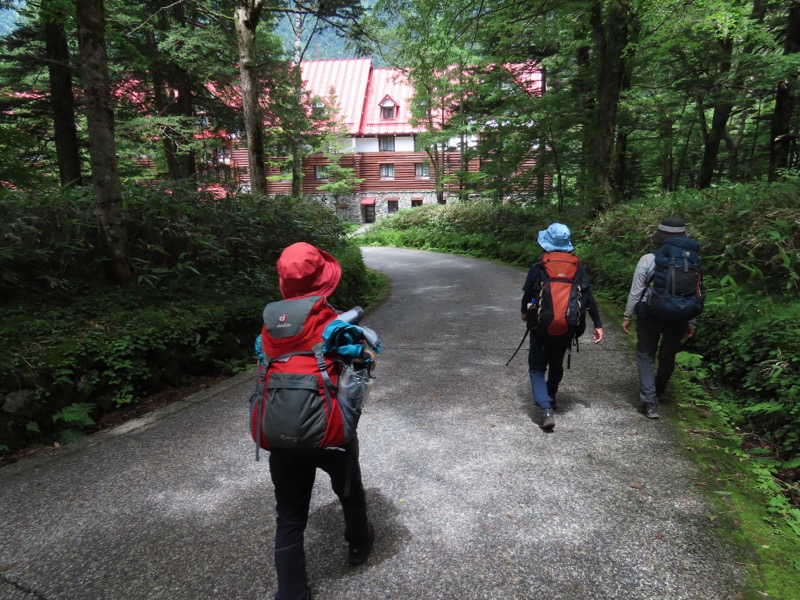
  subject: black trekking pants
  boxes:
[268,438,369,600]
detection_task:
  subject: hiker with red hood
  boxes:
[253,242,377,600]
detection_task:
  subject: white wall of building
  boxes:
[395,137,415,151]
[355,138,379,152]
[354,136,416,153]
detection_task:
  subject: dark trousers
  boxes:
[268,438,369,600]
[528,334,570,410]
[635,316,688,404]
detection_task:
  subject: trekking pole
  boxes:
[505,328,530,366]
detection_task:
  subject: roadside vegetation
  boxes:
[0,185,382,461]
[360,182,800,598]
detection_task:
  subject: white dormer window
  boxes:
[380,96,397,119]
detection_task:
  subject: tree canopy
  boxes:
[0,0,798,217]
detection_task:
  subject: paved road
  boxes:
[0,247,746,600]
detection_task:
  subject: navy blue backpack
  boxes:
[636,237,704,322]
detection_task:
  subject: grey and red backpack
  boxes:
[249,295,366,459]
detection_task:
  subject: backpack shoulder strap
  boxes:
[312,342,335,412]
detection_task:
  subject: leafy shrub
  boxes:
[0,185,351,297]
[701,301,800,455]
[360,200,590,266]
[0,185,377,454]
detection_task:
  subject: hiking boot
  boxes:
[540,409,555,431]
[348,523,375,567]
[644,402,660,419]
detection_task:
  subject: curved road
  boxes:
[0,247,746,600]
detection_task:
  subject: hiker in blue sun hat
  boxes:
[520,223,603,431]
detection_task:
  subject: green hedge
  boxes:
[0,185,376,453]
[360,200,590,266]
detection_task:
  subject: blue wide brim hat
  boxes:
[538,223,574,252]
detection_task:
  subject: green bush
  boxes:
[0,185,378,454]
[703,301,800,455]
[360,200,590,266]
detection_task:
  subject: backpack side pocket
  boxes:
[337,362,371,440]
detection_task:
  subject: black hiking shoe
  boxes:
[644,402,660,419]
[348,523,375,567]
[540,409,555,431]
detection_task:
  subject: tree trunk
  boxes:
[659,116,673,192]
[575,42,591,198]
[697,101,733,188]
[536,65,547,198]
[769,4,800,181]
[147,27,181,180]
[589,0,628,212]
[697,34,735,188]
[74,0,130,282]
[612,13,637,200]
[724,110,748,180]
[235,0,267,196]
[291,59,304,197]
[43,13,82,187]
[172,2,196,180]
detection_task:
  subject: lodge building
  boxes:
[225,58,542,223]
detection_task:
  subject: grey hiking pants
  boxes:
[635,316,688,405]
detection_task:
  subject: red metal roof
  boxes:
[292,59,541,138]
[502,62,542,97]
[301,58,373,135]
[360,68,418,136]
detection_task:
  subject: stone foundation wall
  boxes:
[314,192,457,223]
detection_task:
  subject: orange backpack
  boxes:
[529,252,589,339]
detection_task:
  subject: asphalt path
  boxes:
[0,247,746,600]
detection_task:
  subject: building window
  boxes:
[387,199,399,214]
[378,136,395,152]
[415,163,430,178]
[380,164,395,179]
[411,198,423,207]
[380,98,396,119]
[315,165,329,180]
